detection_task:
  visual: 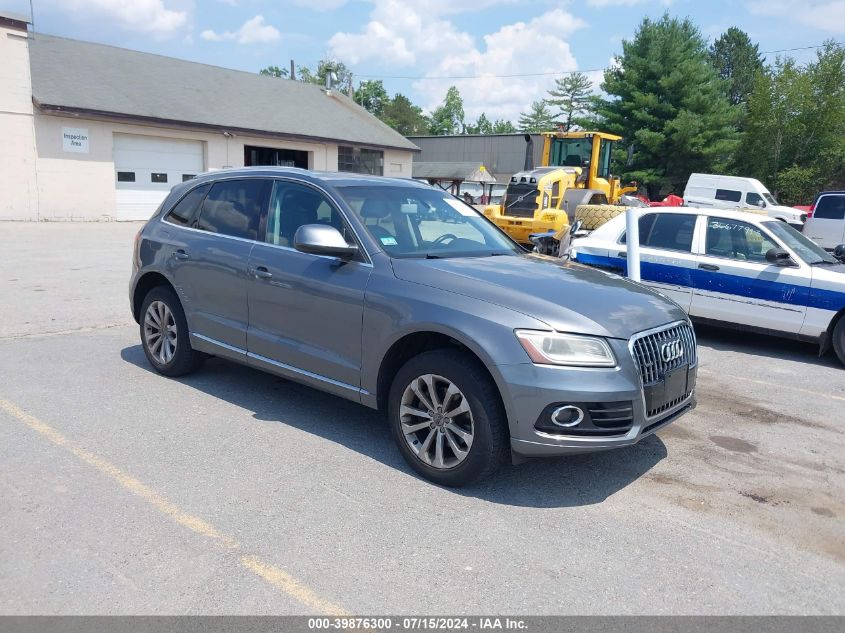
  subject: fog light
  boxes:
[551,405,584,428]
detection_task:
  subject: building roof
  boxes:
[412,162,497,183]
[28,33,418,152]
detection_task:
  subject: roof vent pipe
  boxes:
[523,134,534,171]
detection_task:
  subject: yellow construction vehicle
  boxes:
[482,131,637,245]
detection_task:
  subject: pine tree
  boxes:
[518,100,555,133]
[547,72,593,131]
[710,28,764,106]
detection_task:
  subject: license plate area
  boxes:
[643,364,695,417]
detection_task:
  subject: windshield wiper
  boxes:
[810,260,840,266]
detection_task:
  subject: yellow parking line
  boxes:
[698,369,845,402]
[0,397,348,616]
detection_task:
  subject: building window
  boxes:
[117,171,135,182]
[151,173,168,183]
[182,174,196,182]
[338,146,383,176]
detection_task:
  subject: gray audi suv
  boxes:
[130,168,697,486]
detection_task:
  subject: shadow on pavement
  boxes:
[693,322,840,368]
[121,344,667,508]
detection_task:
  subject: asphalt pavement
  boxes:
[0,222,843,615]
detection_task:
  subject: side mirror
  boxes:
[834,244,845,263]
[756,200,766,208]
[294,224,358,259]
[765,247,795,266]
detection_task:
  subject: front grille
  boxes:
[631,322,697,386]
[502,184,538,218]
[630,322,697,419]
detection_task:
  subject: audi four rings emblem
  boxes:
[660,339,684,362]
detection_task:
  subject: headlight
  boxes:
[515,330,616,367]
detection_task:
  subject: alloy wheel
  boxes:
[399,373,474,469]
[143,300,177,365]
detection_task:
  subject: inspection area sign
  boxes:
[62,127,89,153]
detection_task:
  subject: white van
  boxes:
[683,173,806,227]
[803,191,845,250]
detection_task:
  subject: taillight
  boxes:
[807,205,815,218]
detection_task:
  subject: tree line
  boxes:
[260,14,845,203]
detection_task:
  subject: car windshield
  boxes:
[763,221,838,265]
[763,192,778,205]
[334,185,522,258]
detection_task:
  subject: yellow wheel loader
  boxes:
[482,131,637,248]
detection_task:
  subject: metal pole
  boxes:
[625,207,641,282]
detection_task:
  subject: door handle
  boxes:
[173,249,189,260]
[616,252,627,258]
[698,263,720,271]
[253,266,273,279]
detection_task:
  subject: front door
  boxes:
[246,180,372,396]
[690,216,809,333]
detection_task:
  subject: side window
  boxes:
[618,213,656,245]
[814,195,845,220]
[266,182,352,247]
[705,218,778,263]
[197,179,269,240]
[715,189,742,203]
[164,183,211,227]
[746,192,765,207]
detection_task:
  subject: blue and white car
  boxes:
[570,207,845,365]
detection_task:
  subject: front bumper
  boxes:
[498,338,696,458]
[491,215,565,244]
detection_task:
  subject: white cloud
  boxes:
[290,0,350,8]
[747,1,845,33]
[201,14,281,44]
[59,0,188,36]
[329,1,587,121]
[587,0,673,6]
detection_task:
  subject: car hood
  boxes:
[769,204,804,218]
[391,253,687,339]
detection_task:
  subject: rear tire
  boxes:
[388,349,509,487]
[140,285,204,377]
[574,204,627,231]
[832,317,845,367]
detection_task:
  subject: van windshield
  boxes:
[763,192,778,205]
[763,221,837,265]
[335,185,522,259]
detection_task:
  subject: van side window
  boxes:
[715,189,741,203]
[164,183,211,227]
[814,195,845,220]
[197,179,270,240]
[745,192,765,207]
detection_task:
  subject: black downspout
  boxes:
[523,134,534,171]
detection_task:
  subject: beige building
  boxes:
[0,12,418,221]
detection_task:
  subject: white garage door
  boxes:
[113,134,204,221]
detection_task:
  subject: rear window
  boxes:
[715,189,742,203]
[164,183,211,227]
[814,195,845,220]
[197,179,270,240]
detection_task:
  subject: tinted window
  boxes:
[645,213,696,251]
[715,188,741,202]
[164,183,211,227]
[705,218,777,263]
[814,195,845,220]
[338,146,384,176]
[182,174,196,182]
[746,192,765,207]
[266,182,353,248]
[117,171,135,182]
[618,213,656,245]
[151,173,168,183]
[197,179,269,240]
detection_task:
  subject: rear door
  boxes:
[169,177,270,352]
[690,216,809,333]
[619,212,698,310]
[805,194,845,250]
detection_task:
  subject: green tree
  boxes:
[356,80,390,117]
[740,42,845,203]
[381,94,430,136]
[547,72,593,131]
[597,14,739,198]
[465,113,493,134]
[518,100,555,132]
[428,86,465,135]
[259,65,289,78]
[491,119,517,133]
[298,59,353,91]
[710,27,764,106]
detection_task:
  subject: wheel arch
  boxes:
[132,271,175,323]
[375,330,509,421]
[820,306,845,356]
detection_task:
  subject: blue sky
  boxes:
[4,0,844,121]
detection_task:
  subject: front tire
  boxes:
[832,317,845,367]
[388,350,509,487]
[140,285,204,377]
